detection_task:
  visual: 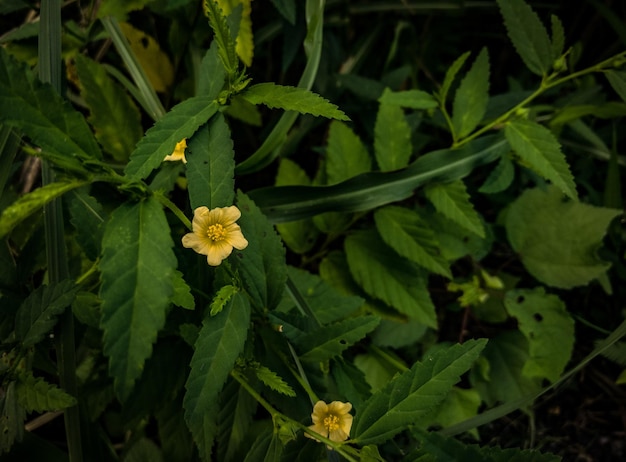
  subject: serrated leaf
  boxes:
[504,288,574,383]
[217,379,257,462]
[216,0,254,67]
[0,382,24,454]
[255,365,296,396]
[241,83,349,120]
[210,285,238,316]
[172,270,195,310]
[478,154,515,194]
[374,206,451,278]
[99,197,177,401]
[119,22,174,93]
[124,97,218,180]
[378,89,438,109]
[67,189,105,261]
[75,54,142,162]
[297,315,380,363]
[438,51,471,104]
[352,339,487,445]
[374,100,412,171]
[205,0,238,75]
[326,121,372,184]
[345,230,436,328]
[424,180,484,238]
[275,159,319,254]
[15,279,78,347]
[0,47,102,162]
[505,120,577,199]
[15,374,76,412]
[505,186,621,288]
[197,41,227,99]
[496,0,553,76]
[550,15,565,61]
[606,70,626,102]
[183,292,251,461]
[0,179,88,239]
[187,113,235,210]
[156,395,195,462]
[231,192,287,311]
[452,47,490,138]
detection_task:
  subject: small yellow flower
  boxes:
[305,400,353,444]
[164,139,187,163]
[182,206,248,266]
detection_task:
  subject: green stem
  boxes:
[230,369,279,419]
[153,192,192,230]
[39,1,82,461]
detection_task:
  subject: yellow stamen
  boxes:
[207,224,227,241]
[323,415,340,432]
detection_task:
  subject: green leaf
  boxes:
[171,270,195,310]
[352,339,487,445]
[205,0,238,75]
[249,135,509,223]
[231,192,287,311]
[424,180,484,238]
[504,288,574,383]
[550,14,565,61]
[418,387,481,437]
[241,83,349,120]
[326,121,372,184]
[496,0,553,76]
[156,395,195,462]
[374,100,412,171]
[452,47,490,138]
[67,189,105,261]
[123,438,163,462]
[15,374,76,412]
[217,379,257,462]
[0,382,25,454]
[99,197,177,401]
[478,154,515,194]
[187,113,235,210]
[75,54,142,162]
[374,206,452,278]
[345,230,436,327]
[275,159,319,254]
[438,51,471,104]
[255,365,296,397]
[124,97,218,180]
[0,179,88,239]
[97,0,151,20]
[470,331,541,406]
[0,47,102,161]
[606,70,626,102]
[183,292,251,461]
[297,315,380,363]
[378,89,438,109]
[197,41,227,99]
[15,279,78,347]
[210,285,238,316]
[505,186,621,288]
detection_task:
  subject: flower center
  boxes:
[207,224,227,241]
[323,414,340,432]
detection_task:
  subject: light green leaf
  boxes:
[67,189,105,261]
[424,180,484,238]
[504,288,574,383]
[0,179,88,239]
[225,96,262,126]
[275,159,318,254]
[378,89,438,109]
[97,0,150,20]
[352,339,486,445]
[187,113,235,210]
[197,41,227,99]
[345,230,436,327]
[124,97,218,180]
[0,47,102,162]
[606,70,626,102]
[354,353,397,393]
[478,154,515,194]
[241,83,349,120]
[255,365,296,397]
[184,292,251,461]
[496,0,553,76]
[438,51,471,104]
[75,54,142,162]
[216,0,254,67]
[217,379,257,462]
[16,374,76,412]
[99,197,177,401]
[550,14,565,61]
[171,270,195,310]
[210,285,238,316]
[205,0,238,75]
[374,206,451,278]
[374,100,412,171]
[416,387,481,438]
[506,186,621,288]
[452,47,490,138]
[297,315,380,363]
[326,121,371,184]
[15,279,78,347]
[231,192,287,311]
[470,331,541,406]
[123,438,163,462]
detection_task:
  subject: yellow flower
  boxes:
[164,139,187,163]
[182,206,248,266]
[305,400,353,444]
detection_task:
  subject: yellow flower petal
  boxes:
[164,139,187,163]
[305,400,353,445]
